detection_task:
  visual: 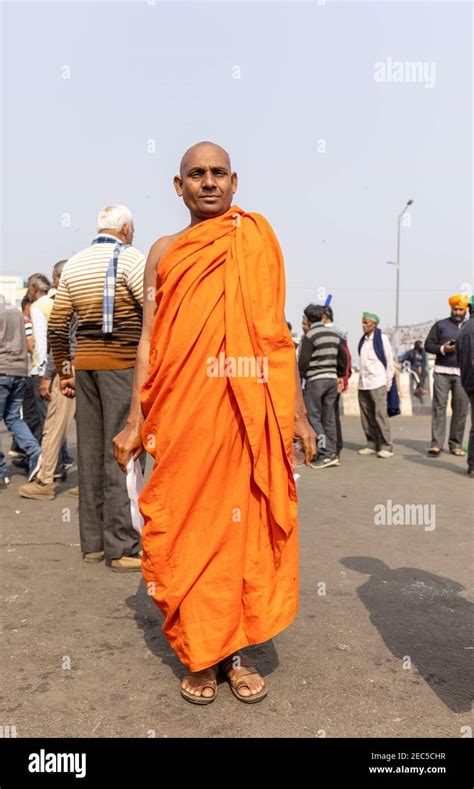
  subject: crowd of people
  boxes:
[292,292,473,474]
[1,206,473,543]
[0,141,473,703]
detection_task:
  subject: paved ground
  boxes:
[0,415,472,738]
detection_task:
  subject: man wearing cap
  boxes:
[357,312,396,458]
[455,296,474,476]
[425,294,469,456]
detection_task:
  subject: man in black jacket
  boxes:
[455,296,474,476]
[425,294,469,456]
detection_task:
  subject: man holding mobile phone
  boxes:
[425,293,470,456]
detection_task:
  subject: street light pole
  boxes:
[394,199,413,359]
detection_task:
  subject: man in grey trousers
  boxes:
[49,204,146,571]
[298,303,347,469]
[425,294,470,456]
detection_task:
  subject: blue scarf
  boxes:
[358,328,401,417]
[91,235,131,335]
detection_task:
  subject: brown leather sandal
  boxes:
[220,652,268,704]
[181,665,218,705]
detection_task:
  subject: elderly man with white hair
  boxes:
[49,204,146,571]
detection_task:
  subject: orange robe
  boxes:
[139,205,298,671]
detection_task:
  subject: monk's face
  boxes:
[174,145,237,221]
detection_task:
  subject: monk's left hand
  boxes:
[294,415,317,465]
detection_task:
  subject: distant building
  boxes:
[385,320,436,356]
[0,275,27,306]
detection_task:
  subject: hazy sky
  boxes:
[1,0,472,353]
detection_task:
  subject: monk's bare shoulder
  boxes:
[147,228,190,273]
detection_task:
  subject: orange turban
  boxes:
[448,293,469,310]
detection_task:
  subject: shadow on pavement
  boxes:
[125,580,182,678]
[340,441,363,452]
[393,437,430,456]
[341,557,473,713]
[402,454,469,476]
[125,579,280,681]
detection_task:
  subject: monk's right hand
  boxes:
[294,414,317,466]
[113,423,144,473]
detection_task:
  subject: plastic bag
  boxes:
[126,456,144,536]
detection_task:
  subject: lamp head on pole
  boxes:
[398,199,414,221]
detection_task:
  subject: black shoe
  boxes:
[12,457,29,471]
[468,468,474,478]
[311,456,340,469]
[0,476,11,490]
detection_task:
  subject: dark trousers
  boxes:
[335,393,343,455]
[23,375,48,442]
[303,378,338,458]
[431,373,469,450]
[75,368,142,560]
[12,374,48,449]
[468,392,474,471]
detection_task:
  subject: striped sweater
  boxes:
[49,238,146,373]
[298,322,347,382]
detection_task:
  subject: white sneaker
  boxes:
[377,450,394,458]
[8,450,24,458]
[358,447,376,455]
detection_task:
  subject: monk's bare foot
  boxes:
[220,651,267,702]
[181,665,218,703]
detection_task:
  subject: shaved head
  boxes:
[174,141,237,224]
[180,141,231,177]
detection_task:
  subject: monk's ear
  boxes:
[231,172,238,194]
[173,175,183,196]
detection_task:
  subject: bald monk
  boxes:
[113,142,316,704]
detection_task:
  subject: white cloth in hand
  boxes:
[126,456,144,536]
